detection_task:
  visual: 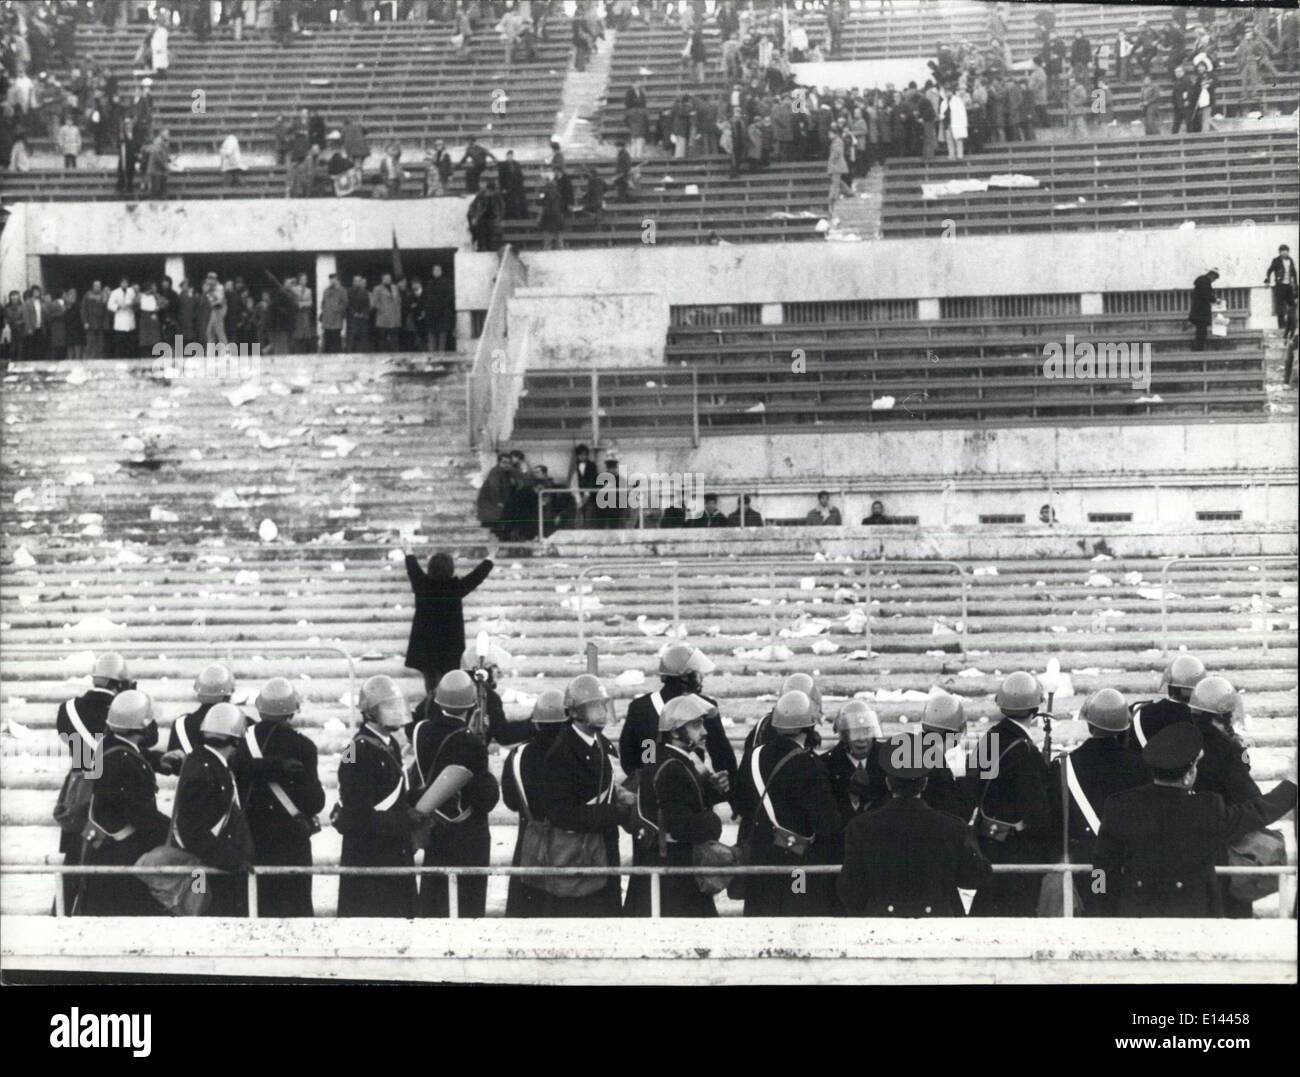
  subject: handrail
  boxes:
[573,557,969,657]
[7,861,1293,921]
[0,642,360,720]
[1158,555,1298,655]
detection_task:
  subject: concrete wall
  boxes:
[535,421,1298,489]
[516,224,1296,315]
[4,916,1293,984]
[0,198,473,294]
[508,289,669,369]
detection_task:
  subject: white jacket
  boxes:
[107,287,138,332]
[947,94,968,141]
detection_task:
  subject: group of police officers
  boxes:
[58,645,1296,920]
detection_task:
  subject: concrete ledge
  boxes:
[2,916,1294,985]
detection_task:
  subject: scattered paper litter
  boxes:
[871,396,895,411]
[11,546,36,568]
[258,519,279,542]
[1085,573,1113,587]
[225,382,262,407]
[972,566,999,577]
[150,506,179,522]
[732,644,794,662]
[66,367,90,386]
[810,639,839,654]
[614,669,647,687]
[636,615,671,636]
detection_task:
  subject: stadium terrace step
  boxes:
[881,128,1299,237]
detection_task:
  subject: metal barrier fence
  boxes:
[574,558,969,657]
[6,861,1293,921]
[1158,555,1298,655]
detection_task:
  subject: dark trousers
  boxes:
[323,327,342,352]
[1191,322,1208,351]
[112,329,137,357]
[345,315,370,351]
[22,329,47,360]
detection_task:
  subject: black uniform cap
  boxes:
[1142,722,1203,770]
[877,735,930,780]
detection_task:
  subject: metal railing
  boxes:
[573,557,969,656]
[7,860,1293,921]
[1158,555,1299,655]
[0,642,360,719]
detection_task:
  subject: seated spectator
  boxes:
[805,490,842,525]
[1038,504,1058,525]
[862,500,889,525]
[728,495,764,527]
[687,493,729,527]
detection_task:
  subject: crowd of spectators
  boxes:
[0,262,457,360]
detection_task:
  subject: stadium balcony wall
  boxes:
[4,203,1293,330]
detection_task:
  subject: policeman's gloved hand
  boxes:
[159,749,185,774]
[271,757,305,777]
[708,770,731,794]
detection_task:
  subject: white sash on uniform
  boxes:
[1064,755,1102,835]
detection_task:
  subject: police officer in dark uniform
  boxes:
[410,669,501,918]
[412,644,533,748]
[74,691,171,917]
[1047,688,1147,913]
[820,700,886,825]
[969,671,1052,917]
[838,735,992,917]
[1128,653,1206,751]
[159,663,236,774]
[619,643,736,789]
[502,689,567,917]
[55,651,133,912]
[735,690,843,917]
[172,702,254,916]
[1092,723,1297,917]
[1184,675,1269,917]
[238,678,325,917]
[736,672,823,849]
[624,693,730,917]
[540,674,638,917]
[914,691,977,822]
[334,675,422,918]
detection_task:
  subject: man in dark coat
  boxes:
[1092,723,1297,917]
[1170,65,1196,133]
[409,670,500,918]
[458,135,496,193]
[540,675,636,916]
[74,691,170,917]
[172,703,254,916]
[160,663,239,774]
[1188,268,1219,351]
[913,692,976,821]
[55,651,133,913]
[237,678,325,917]
[735,690,843,916]
[619,644,736,791]
[403,549,493,693]
[969,672,1052,917]
[1047,689,1148,913]
[727,495,763,527]
[820,701,887,826]
[1264,243,1297,332]
[1128,653,1205,750]
[424,264,455,352]
[838,736,991,917]
[625,694,729,917]
[334,676,420,917]
[498,148,528,219]
[502,691,563,917]
[476,452,514,537]
[344,274,371,352]
[687,493,728,527]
